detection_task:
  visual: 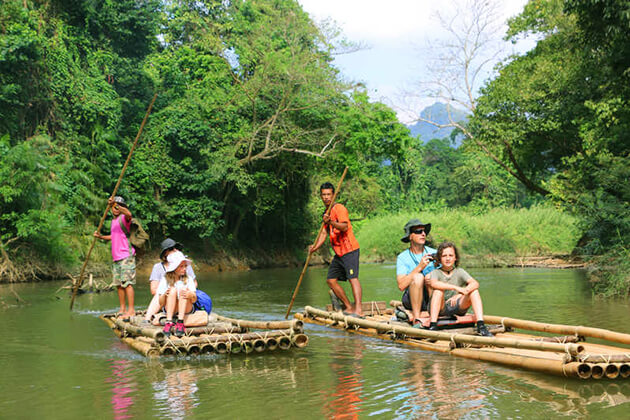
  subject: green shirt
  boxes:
[427,267,472,301]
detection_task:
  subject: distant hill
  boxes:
[407,103,469,147]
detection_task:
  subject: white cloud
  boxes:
[298,0,532,123]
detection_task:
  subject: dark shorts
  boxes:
[439,297,468,317]
[327,249,360,282]
[402,287,429,312]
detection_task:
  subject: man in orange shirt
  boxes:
[309,182,363,317]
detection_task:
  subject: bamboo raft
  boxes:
[100,312,308,358]
[295,301,630,380]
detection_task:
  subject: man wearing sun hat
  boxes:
[395,218,436,328]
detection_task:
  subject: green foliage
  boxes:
[0,135,74,266]
[468,0,630,294]
[356,206,580,262]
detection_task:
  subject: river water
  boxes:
[2,265,630,419]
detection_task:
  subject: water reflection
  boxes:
[151,365,199,419]
[495,368,630,415]
[106,359,137,420]
[324,338,365,419]
[398,352,488,418]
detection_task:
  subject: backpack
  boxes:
[193,289,213,313]
[118,217,150,250]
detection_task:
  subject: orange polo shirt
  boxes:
[327,203,360,257]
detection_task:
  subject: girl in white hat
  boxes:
[156,250,197,337]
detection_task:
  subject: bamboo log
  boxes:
[590,364,605,379]
[161,329,295,346]
[188,345,201,356]
[122,337,160,358]
[215,315,302,332]
[605,364,620,379]
[253,338,266,352]
[230,342,242,354]
[449,347,591,379]
[304,306,584,356]
[577,353,630,363]
[201,343,215,354]
[113,318,166,343]
[215,342,229,354]
[292,334,309,349]
[185,325,247,335]
[242,341,254,354]
[278,336,292,350]
[620,364,630,378]
[484,315,630,345]
[265,337,278,351]
[161,346,176,356]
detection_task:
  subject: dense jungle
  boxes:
[0,0,628,296]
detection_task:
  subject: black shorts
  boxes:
[327,249,360,281]
[402,287,429,312]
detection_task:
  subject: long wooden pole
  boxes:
[70,93,157,310]
[484,315,630,346]
[285,167,349,319]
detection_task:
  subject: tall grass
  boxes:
[355,205,580,263]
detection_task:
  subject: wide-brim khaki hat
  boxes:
[401,218,431,242]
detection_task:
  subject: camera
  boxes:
[427,253,437,261]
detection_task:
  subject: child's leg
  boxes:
[145,293,162,321]
[117,286,126,314]
[165,291,177,320]
[177,295,192,320]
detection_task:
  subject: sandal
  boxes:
[395,308,409,322]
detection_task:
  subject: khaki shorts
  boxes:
[112,255,136,288]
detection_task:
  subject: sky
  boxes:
[297,0,533,123]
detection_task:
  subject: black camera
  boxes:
[426,253,437,261]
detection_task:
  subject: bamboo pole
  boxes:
[292,334,309,348]
[484,315,630,345]
[285,167,349,319]
[253,338,266,352]
[577,354,630,363]
[590,364,605,379]
[605,364,620,379]
[278,336,292,350]
[449,347,591,379]
[112,317,166,343]
[122,337,160,358]
[265,337,278,351]
[304,306,584,356]
[160,329,295,346]
[70,93,158,310]
[620,364,630,378]
[215,315,302,331]
[185,325,247,335]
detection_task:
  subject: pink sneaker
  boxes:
[163,320,174,336]
[174,321,185,337]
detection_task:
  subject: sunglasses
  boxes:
[411,228,426,235]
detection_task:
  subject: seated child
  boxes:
[425,241,493,337]
[156,251,197,337]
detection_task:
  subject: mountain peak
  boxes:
[407,103,469,146]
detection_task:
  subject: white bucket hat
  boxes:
[165,250,191,272]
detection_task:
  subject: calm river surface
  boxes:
[2,265,630,419]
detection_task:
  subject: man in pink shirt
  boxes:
[94,196,136,320]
